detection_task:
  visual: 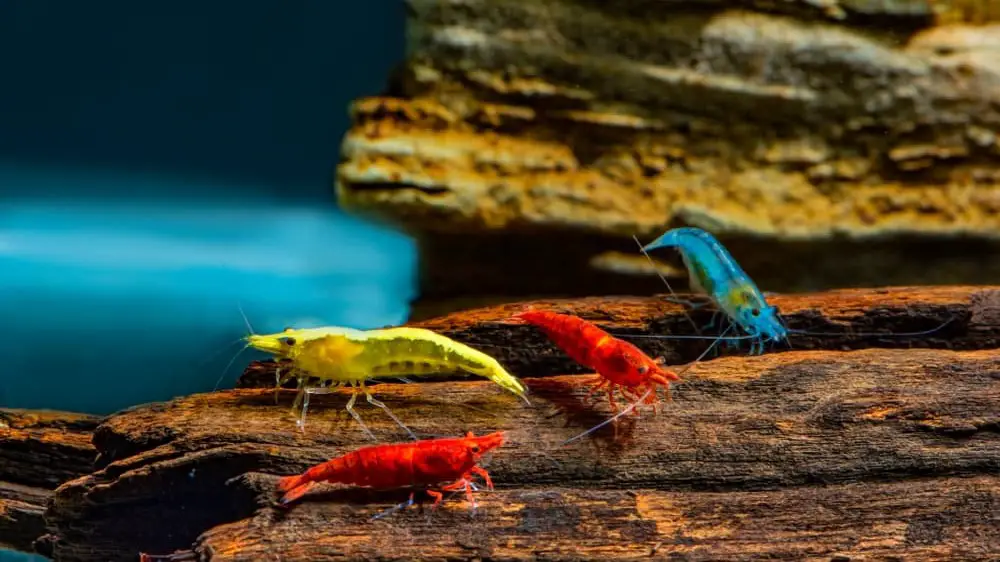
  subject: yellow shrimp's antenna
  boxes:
[237,301,255,335]
[212,302,255,391]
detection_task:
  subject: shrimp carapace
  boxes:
[643,227,785,355]
[641,227,954,355]
[276,430,506,512]
[513,310,680,415]
[247,326,529,438]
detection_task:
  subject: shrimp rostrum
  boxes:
[276,430,505,515]
[247,326,529,439]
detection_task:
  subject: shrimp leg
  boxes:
[370,492,416,521]
[361,380,416,441]
[606,385,623,416]
[468,466,494,490]
[290,376,308,418]
[275,367,296,404]
[441,478,478,512]
[296,381,339,432]
[583,376,610,402]
[426,489,445,509]
[703,310,725,333]
[344,384,378,442]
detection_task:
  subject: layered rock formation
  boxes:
[335,0,1000,308]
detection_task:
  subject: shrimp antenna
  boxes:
[193,335,250,393]
[559,323,733,447]
[784,316,956,339]
[633,234,702,336]
[213,343,250,391]
[237,301,256,335]
[623,332,755,341]
[211,302,257,391]
[194,335,247,369]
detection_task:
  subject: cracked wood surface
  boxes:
[0,409,98,553]
[194,475,1000,561]
[40,285,1000,560]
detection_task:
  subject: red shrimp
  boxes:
[513,310,681,415]
[276,431,505,509]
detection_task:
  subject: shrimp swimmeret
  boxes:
[246,325,530,440]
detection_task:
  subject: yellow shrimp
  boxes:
[246,326,529,439]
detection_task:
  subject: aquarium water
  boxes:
[0,165,418,415]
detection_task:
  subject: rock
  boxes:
[334,0,1000,304]
[33,286,1000,561]
[0,409,99,554]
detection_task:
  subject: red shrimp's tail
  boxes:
[507,305,541,324]
[511,308,559,326]
[277,473,307,493]
[278,480,317,506]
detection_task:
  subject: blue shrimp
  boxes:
[635,227,953,355]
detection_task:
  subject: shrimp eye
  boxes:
[750,308,760,317]
[470,444,480,453]
[283,337,296,346]
[637,365,649,374]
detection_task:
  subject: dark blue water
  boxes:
[1,2,409,559]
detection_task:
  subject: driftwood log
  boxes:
[335,0,1000,306]
[0,286,988,561]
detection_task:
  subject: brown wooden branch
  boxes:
[0,409,99,554]
[239,285,999,388]
[43,321,1000,561]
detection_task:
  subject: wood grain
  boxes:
[0,408,98,553]
[47,340,1000,560]
[193,475,1000,561]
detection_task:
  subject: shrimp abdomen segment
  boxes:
[513,310,609,368]
[292,329,485,380]
[352,328,527,396]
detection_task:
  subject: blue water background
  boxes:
[0,178,417,414]
[1,3,408,559]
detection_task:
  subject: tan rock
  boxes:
[335,0,1000,305]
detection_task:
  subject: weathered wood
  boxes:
[0,408,99,555]
[0,482,49,552]
[335,0,1000,301]
[239,285,999,388]
[46,341,1000,560]
[193,474,1000,561]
